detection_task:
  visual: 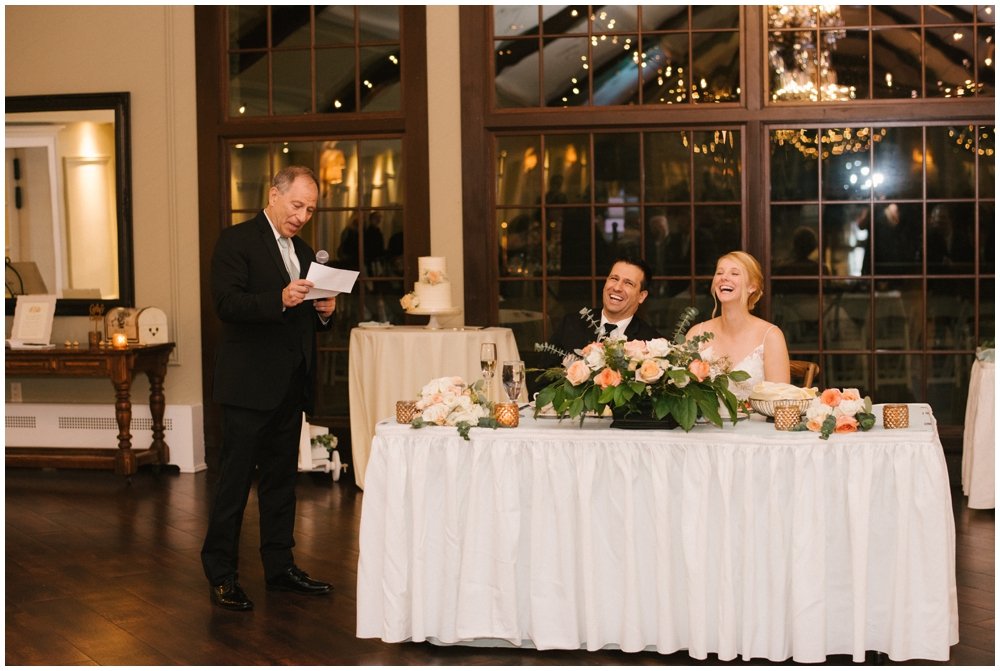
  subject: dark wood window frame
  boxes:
[194,6,430,462]
[458,5,993,441]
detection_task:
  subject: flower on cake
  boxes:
[421,268,447,285]
[804,387,876,439]
[399,292,420,311]
[410,375,498,439]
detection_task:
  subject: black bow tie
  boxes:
[603,322,617,337]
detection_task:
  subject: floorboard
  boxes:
[4,466,993,666]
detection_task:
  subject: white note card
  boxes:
[303,263,360,300]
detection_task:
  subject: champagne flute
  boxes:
[502,360,525,403]
[480,342,497,400]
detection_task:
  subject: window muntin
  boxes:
[768,5,995,102]
[493,5,741,108]
[227,6,401,117]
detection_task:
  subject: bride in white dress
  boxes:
[686,251,790,400]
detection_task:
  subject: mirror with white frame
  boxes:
[5,92,134,316]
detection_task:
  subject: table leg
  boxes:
[147,363,170,466]
[110,356,136,476]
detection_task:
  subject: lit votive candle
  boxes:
[111,333,129,350]
[883,403,909,429]
[494,401,520,428]
[396,400,418,424]
[773,403,801,431]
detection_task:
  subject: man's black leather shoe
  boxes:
[266,566,332,595]
[210,576,254,611]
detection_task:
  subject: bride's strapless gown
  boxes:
[700,326,774,400]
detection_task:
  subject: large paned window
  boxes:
[769,123,995,422]
[494,5,741,107]
[197,6,427,455]
[462,5,994,435]
[767,5,995,102]
[228,6,401,115]
[497,128,742,373]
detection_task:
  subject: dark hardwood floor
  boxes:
[4,463,993,666]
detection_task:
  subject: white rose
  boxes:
[644,338,674,358]
[420,403,450,425]
[805,403,832,424]
[836,397,864,417]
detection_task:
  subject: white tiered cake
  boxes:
[411,257,454,311]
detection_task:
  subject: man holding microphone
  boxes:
[201,165,335,611]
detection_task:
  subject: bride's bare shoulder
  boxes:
[687,318,718,338]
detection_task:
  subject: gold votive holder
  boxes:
[111,332,129,350]
[494,401,520,428]
[883,403,909,429]
[773,403,801,431]
[396,400,418,424]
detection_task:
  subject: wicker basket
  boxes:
[748,397,812,418]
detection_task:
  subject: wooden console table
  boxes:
[5,343,175,476]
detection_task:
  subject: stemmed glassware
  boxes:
[502,360,525,403]
[480,342,497,401]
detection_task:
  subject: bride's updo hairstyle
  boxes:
[712,251,765,317]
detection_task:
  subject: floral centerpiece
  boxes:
[532,307,749,430]
[802,387,876,439]
[409,375,499,439]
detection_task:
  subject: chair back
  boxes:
[789,360,820,387]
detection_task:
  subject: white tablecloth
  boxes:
[357,404,958,663]
[348,326,522,489]
[962,360,994,509]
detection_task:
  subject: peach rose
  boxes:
[834,415,858,433]
[840,388,861,401]
[635,359,664,384]
[688,359,711,382]
[806,419,825,432]
[565,360,592,386]
[594,367,623,389]
[425,269,444,285]
[820,388,843,407]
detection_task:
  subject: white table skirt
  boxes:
[357,404,958,663]
[348,326,522,489]
[962,360,994,509]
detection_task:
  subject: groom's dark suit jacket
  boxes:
[530,308,662,394]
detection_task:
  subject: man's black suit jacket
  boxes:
[211,212,329,414]
[550,308,662,357]
[530,309,663,394]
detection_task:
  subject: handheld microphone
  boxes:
[315,250,330,265]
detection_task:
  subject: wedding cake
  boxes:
[409,256,454,311]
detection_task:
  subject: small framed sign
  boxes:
[7,294,57,349]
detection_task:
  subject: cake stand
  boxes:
[405,306,462,329]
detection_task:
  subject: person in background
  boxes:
[686,251,790,399]
[201,165,335,611]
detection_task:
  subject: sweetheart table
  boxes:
[356,404,958,663]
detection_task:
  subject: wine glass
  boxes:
[480,342,497,400]
[502,360,525,403]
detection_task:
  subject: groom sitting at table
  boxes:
[533,256,662,393]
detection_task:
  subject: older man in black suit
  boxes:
[535,257,662,388]
[201,166,335,611]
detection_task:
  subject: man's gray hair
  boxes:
[272,165,320,192]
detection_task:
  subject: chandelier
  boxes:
[773,127,886,159]
[769,5,854,102]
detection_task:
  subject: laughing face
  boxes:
[712,256,757,309]
[602,261,648,321]
[265,175,318,238]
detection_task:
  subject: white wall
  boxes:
[5,6,202,405]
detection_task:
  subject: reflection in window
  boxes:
[495,128,742,357]
[768,123,993,417]
[768,5,995,102]
[494,5,740,107]
[227,6,401,116]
